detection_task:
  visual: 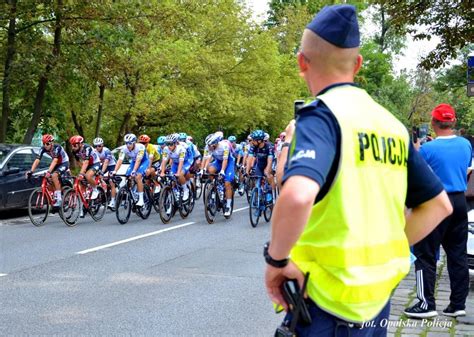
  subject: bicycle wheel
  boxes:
[60,189,81,227]
[28,187,50,227]
[249,187,260,228]
[115,187,132,225]
[89,186,108,222]
[159,186,174,224]
[137,186,153,219]
[188,181,196,213]
[202,180,211,205]
[204,184,218,224]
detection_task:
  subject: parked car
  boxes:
[0,144,51,211]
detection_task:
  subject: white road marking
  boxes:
[233,206,249,213]
[76,222,195,255]
[0,274,7,277]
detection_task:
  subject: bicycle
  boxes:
[203,173,234,224]
[158,174,195,224]
[60,174,108,227]
[115,175,153,224]
[27,173,73,227]
[248,175,273,227]
[144,175,162,214]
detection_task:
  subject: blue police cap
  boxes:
[306,4,360,48]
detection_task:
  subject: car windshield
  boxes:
[0,149,11,165]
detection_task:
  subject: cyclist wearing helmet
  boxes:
[139,134,160,179]
[70,135,102,200]
[203,132,235,216]
[93,137,117,209]
[246,129,275,199]
[160,133,193,201]
[113,133,149,207]
[28,134,70,207]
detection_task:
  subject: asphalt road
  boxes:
[0,195,282,336]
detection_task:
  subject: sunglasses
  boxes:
[126,142,135,146]
[72,143,80,147]
[44,142,52,146]
[95,145,103,148]
[166,142,175,146]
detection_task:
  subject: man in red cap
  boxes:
[405,103,473,319]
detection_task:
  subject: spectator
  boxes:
[404,104,472,318]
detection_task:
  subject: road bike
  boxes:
[115,175,153,224]
[60,174,108,227]
[248,175,273,227]
[158,175,195,224]
[27,173,73,226]
[203,174,234,224]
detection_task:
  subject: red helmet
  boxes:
[42,134,54,144]
[279,132,286,140]
[69,135,84,145]
[138,134,151,143]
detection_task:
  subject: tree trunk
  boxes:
[23,0,63,144]
[95,83,105,137]
[1,0,17,143]
[115,71,139,147]
[71,109,84,136]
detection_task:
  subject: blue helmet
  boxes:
[251,129,265,141]
[228,135,236,143]
[157,136,166,145]
[178,132,187,141]
[206,133,222,146]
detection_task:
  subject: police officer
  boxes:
[264,5,453,336]
[404,104,472,319]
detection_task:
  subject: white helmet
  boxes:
[124,133,137,143]
[93,137,104,146]
[206,133,222,146]
[264,133,269,141]
[165,133,179,144]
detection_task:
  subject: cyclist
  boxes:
[246,129,275,201]
[139,134,161,180]
[70,135,101,200]
[204,132,235,216]
[27,134,70,207]
[93,137,117,209]
[113,133,149,207]
[187,135,202,175]
[160,133,193,201]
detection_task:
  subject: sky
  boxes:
[244,0,442,74]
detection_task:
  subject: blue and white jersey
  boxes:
[235,144,244,157]
[192,143,201,158]
[207,140,234,162]
[163,144,191,162]
[95,146,116,166]
[118,143,147,162]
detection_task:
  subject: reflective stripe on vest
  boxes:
[290,85,410,323]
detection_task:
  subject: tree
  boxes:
[380,0,474,70]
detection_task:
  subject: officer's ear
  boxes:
[297,52,309,76]
[353,54,363,75]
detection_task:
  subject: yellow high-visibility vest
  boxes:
[290,85,410,323]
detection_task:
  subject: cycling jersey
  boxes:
[207,140,234,162]
[192,143,201,158]
[37,144,69,164]
[74,143,101,167]
[249,142,274,167]
[119,143,148,162]
[95,146,116,166]
[235,144,244,157]
[145,144,160,163]
[163,144,191,163]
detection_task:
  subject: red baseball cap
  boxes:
[431,103,456,122]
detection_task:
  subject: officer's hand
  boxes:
[265,261,305,312]
[284,119,296,144]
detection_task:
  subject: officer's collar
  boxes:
[316,82,358,96]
